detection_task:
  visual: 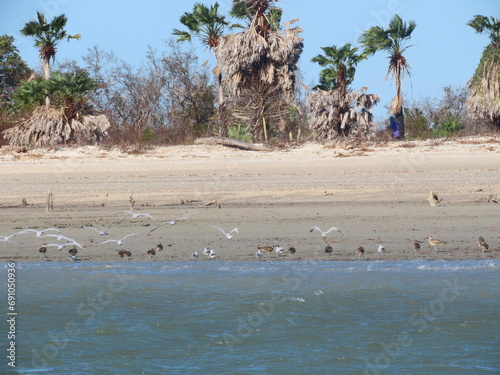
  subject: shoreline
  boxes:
[1,138,499,262]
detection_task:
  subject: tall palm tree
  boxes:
[173,2,239,136]
[359,14,416,138]
[312,43,364,95]
[467,14,500,129]
[214,0,302,141]
[311,43,367,137]
[20,11,80,80]
[230,0,282,32]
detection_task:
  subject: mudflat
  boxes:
[0,137,499,262]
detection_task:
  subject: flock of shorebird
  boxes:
[0,210,494,262]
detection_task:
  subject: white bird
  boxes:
[275,246,284,256]
[208,249,217,259]
[99,233,137,246]
[310,226,342,237]
[0,231,24,242]
[191,251,199,260]
[203,247,213,256]
[45,243,72,250]
[378,244,385,255]
[19,228,60,237]
[81,225,116,236]
[118,211,158,223]
[41,234,85,249]
[148,217,188,234]
[256,249,263,260]
[69,254,81,262]
[210,225,238,239]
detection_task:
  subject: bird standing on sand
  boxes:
[68,247,78,256]
[288,246,296,256]
[39,245,47,260]
[69,254,80,262]
[476,236,485,247]
[211,225,238,239]
[256,250,263,260]
[191,251,199,260]
[117,249,132,260]
[203,248,213,256]
[208,249,217,259]
[357,246,365,260]
[426,236,447,251]
[413,240,421,255]
[325,244,333,258]
[377,244,385,256]
[156,242,163,252]
[146,249,156,261]
[275,246,284,256]
[479,242,489,258]
[257,245,274,257]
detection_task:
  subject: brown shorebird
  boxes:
[257,245,274,255]
[426,236,447,251]
[479,242,489,258]
[288,246,296,256]
[146,249,156,261]
[156,242,163,252]
[118,249,132,260]
[476,236,485,247]
[357,246,365,260]
[39,245,47,260]
[324,244,333,258]
[413,240,421,255]
[68,247,78,256]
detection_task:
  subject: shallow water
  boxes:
[1,260,499,374]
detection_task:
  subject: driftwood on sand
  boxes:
[194,137,272,151]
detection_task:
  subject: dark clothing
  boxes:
[389,118,401,138]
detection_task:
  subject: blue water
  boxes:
[1,260,499,375]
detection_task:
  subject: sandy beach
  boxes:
[1,137,499,262]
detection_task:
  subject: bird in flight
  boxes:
[118,211,158,223]
[99,233,137,246]
[210,225,238,239]
[310,226,342,237]
[148,218,188,234]
[19,228,60,237]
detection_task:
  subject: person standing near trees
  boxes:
[389,116,401,139]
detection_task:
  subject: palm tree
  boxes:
[310,43,372,138]
[173,2,239,136]
[359,14,416,138]
[20,11,80,80]
[312,43,364,95]
[5,70,108,147]
[467,14,500,129]
[214,0,303,141]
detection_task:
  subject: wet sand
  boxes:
[0,138,499,262]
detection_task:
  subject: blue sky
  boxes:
[1,0,497,120]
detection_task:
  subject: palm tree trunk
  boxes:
[43,57,51,106]
[217,72,227,137]
[392,73,404,138]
